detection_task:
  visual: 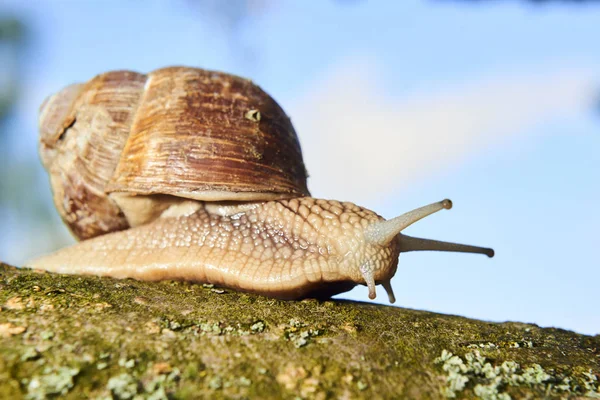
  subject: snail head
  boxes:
[354,199,494,303]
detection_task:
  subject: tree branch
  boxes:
[0,263,598,399]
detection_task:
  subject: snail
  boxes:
[28,66,494,303]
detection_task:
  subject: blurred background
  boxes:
[0,0,598,335]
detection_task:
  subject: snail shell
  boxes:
[39,67,309,240]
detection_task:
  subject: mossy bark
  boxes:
[0,263,598,399]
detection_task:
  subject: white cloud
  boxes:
[289,59,597,202]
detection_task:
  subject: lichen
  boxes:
[283,318,323,348]
[26,366,80,400]
[435,350,599,399]
[107,373,139,399]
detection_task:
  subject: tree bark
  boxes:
[0,263,598,399]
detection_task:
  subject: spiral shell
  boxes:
[39,67,310,240]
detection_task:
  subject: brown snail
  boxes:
[28,66,494,303]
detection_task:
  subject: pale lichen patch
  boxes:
[283,318,323,348]
[435,350,600,399]
[107,373,139,399]
[20,347,40,362]
[26,366,79,400]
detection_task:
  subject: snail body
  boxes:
[29,67,494,303]
[30,198,399,301]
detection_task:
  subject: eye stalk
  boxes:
[398,235,495,258]
[361,199,494,302]
[365,199,454,246]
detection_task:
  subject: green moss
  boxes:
[0,263,599,399]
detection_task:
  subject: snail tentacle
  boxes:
[365,199,452,246]
[398,234,495,258]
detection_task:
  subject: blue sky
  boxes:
[1,0,599,335]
